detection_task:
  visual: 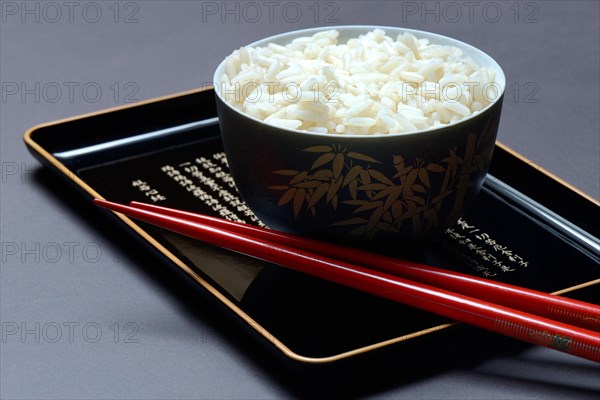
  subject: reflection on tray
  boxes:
[162,233,264,302]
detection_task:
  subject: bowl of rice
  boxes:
[213,25,505,247]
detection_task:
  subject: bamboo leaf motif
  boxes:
[418,168,430,187]
[332,153,345,178]
[343,165,363,187]
[371,186,393,201]
[348,152,380,163]
[327,177,343,202]
[289,171,308,185]
[355,201,384,213]
[274,169,299,176]
[278,188,296,206]
[311,153,336,169]
[293,188,305,217]
[376,222,399,233]
[368,169,394,185]
[359,170,373,198]
[367,207,384,232]
[304,146,333,153]
[393,166,404,178]
[443,147,463,179]
[270,137,487,237]
[349,180,358,200]
[408,195,426,206]
[426,163,445,172]
[391,201,403,220]
[412,184,427,193]
[393,155,406,178]
[404,169,419,194]
[313,170,333,180]
[359,170,371,184]
[308,183,329,208]
[384,186,402,211]
[331,195,338,209]
[399,206,421,221]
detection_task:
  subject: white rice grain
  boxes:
[221,29,497,134]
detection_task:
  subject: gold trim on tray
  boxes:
[23,87,600,364]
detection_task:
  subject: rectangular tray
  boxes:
[24,87,600,365]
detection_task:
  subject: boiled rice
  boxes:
[219,29,498,135]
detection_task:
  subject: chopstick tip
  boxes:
[93,198,123,213]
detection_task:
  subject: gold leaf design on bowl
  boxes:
[270,133,491,238]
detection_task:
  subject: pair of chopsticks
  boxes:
[94,199,600,362]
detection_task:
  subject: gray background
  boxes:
[1,1,599,399]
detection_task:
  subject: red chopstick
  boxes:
[131,201,600,332]
[94,199,600,362]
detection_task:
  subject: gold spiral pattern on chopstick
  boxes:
[547,305,600,330]
[495,319,572,353]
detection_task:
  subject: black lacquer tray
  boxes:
[24,88,600,365]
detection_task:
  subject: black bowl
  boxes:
[214,26,506,246]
